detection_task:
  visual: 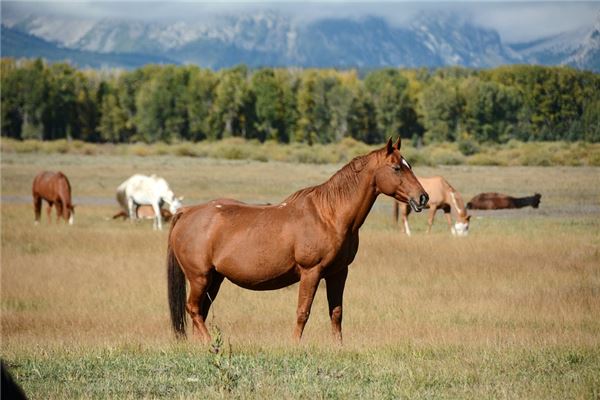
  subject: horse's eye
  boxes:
[392,165,401,172]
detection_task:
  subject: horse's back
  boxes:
[33,171,70,201]
[417,176,453,205]
[467,192,512,209]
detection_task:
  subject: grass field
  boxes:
[1,151,600,399]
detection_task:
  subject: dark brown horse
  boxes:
[467,192,542,210]
[167,138,428,343]
[32,171,74,225]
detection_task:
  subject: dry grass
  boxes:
[1,152,600,398]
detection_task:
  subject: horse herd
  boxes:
[30,138,541,343]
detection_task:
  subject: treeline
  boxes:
[2,58,599,145]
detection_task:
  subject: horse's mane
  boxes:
[57,171,71,195]
[284,148,380,214]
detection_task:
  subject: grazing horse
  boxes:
[116,174,182,230]
[167,138,428,343]
[394,176,470,236]
[467,192,541,210]
[112,205,174,222]
[32,171,74,225]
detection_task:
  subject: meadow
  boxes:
[1,150,599,399]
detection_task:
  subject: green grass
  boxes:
[4,344,599,399]
[2,151,599,399]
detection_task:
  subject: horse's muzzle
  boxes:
[409,193,429,213]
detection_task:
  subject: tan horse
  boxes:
[32,171,74,225]
[394,176,470,236]
[167,138,428,343]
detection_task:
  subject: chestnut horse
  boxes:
[394,176,470,236]
[32,171,74,225]
[467,192,541,210]
[112,205,174,222]
[167,138,428,343]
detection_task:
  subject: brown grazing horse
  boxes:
[167,138,428,343]
[32,171,74,225]
[467,192,541,210]
[112,205,174,222]
[394,176,470,236]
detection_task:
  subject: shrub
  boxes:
[466,153,506,166]
[173,142,199,157]
[130,143,154,157]
[458,139,480,156]
[424,146,465,166]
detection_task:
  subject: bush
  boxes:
[423,145,465,166]
[1,138,598,166]
[466,153,506,166]
[458,139,480,156]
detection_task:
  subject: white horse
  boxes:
[116,174,183,230]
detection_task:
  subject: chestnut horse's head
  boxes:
[374,138,428,212]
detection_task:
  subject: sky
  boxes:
[2,1,599,43]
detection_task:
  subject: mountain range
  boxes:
[1,10,599,71]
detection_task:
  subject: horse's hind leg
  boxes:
[200,272,225,322]
[325,266,348,344]
[401,204,412,236]
[186,268,216,343]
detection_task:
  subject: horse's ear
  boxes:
[386,137,394,155]
[394,137,402,150]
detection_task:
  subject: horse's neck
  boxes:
[322,165,379,234]
[448,190,467,217]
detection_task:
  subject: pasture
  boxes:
[1,152,600,399]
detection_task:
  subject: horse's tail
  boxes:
[167,211,187,339]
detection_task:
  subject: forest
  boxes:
[1,58,599,145]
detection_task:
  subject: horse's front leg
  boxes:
[443,210,454,233]
[293,267,322,343]
[33,195,42,225]
[46,202,53,224]
[325,266,349,344]
[151,202,162,230]
[127,198,136,222]
[426,206,438,233]
[55,202,64,223]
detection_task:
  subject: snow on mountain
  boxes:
[1,9,598,71]
[564,13,600,71]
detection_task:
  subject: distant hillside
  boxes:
[1,25,177,69]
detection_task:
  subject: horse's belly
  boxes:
[225,267,300,291]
